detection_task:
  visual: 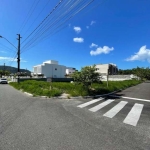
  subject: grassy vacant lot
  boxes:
[9,80,142,97]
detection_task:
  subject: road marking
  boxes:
[123,103,144,126]
[89,99,114,112]
[111,95,150,103]
[103,101,128,118]
[77,98,104,108]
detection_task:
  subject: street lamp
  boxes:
[0,35,17,49]
[0,34,21,83]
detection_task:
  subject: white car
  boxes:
[0,78,8,84]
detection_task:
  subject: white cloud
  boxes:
[90,43,98,48]
[90,21,96,25]
[90,46,114,56]
[0,57,27,62]
[86,26,89,29]
[126,45,150,62]
[73,37,84,43]
[73,26,81,33]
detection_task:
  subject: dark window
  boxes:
[55,68,57,70]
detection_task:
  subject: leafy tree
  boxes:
[72,65,101,88]
[0,70,10,77]
[0,70,2,77]
[118,67,150,80]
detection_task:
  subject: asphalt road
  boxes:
[0,82,150,150]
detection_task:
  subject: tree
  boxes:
[131,67,150,80]
[72,65,101,88]
[0,70,2,77]
[118,67,150,80]
[0,70,10,77]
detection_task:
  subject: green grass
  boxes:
[9,80,142,97]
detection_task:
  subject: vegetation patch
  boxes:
[9,79,142,97]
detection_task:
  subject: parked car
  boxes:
[0,78,8,84]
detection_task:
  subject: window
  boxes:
[55,68,57,70]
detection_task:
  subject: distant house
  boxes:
[95,63,118,75]
[66,67,76,75]
[33,60,76,78]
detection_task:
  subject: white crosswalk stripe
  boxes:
[77,99,144,127]
[89,99,115,112]
[123,103,144,126]
[77,98,104,108]
[103,101,128,118]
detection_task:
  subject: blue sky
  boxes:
[0,0,150,72]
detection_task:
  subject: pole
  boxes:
[17,34,21,83]
[107,69,109,87]
[3,63,5,76]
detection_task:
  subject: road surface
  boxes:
[0,82,150,150]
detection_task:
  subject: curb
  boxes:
[24,92,33,97]
[23,89,122,99]
[78,89,122,99]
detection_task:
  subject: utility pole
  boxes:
[17,34,21,83]
[3,63,5,76]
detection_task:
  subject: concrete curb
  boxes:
[73,89,122,99]
[24,92,33,97]
[22,89,122,99]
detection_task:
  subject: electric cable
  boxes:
[21,0,94,53]
[22,0,52,37]
[19,0,41,34]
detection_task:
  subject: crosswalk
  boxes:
[77,98,144,127]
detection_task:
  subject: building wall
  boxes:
[43,60,58,65]
[33,61,66,78]
[95,64,109,75]
[101,75,139,81]
[66,67,76,75]
[95,64,118,75]
[42,64,66,78]
[33,65,42,74]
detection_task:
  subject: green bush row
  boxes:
[9,80,142,97]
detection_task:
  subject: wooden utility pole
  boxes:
[3,63,5,76]
[17,34,21,83]
[107,69,109,87]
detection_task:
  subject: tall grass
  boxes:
[9,80,142,97]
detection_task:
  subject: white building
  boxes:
[95,63,118,75]
[33,60,66,78]
[66,67,76,75]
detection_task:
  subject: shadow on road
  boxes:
[106,93,125,99]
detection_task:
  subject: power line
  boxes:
[21,0,84,49]
[21,0,64,45]
[22,1,93,52]
[80,0,109,17]
[19,0,41,34]
[21,0,94,53]
[22,0,52,37]
[0,43,16,53]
